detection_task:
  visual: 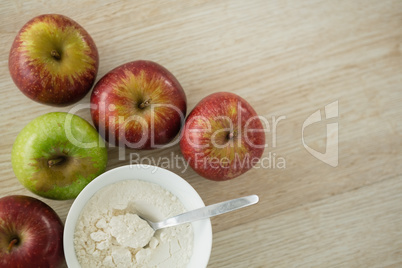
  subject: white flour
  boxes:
[74,180,193,268]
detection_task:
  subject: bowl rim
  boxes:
[63,164,212,268]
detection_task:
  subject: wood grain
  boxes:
[0,0,401,267]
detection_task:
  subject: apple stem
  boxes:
[228,130,238,140]
[51,50,61,60]
[48,157,65,167]
[139,98,152,109]
[8,238,19,252]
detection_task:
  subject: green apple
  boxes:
[11,112,108,200]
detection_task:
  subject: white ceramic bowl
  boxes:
[64,164,212,268]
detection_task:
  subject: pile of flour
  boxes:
[74,180,193,268]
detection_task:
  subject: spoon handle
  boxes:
[153,195,259,230]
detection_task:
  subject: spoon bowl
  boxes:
[64,165,213,268]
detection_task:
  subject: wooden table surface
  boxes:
[1,1,401,267]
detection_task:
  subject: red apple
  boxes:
[0,195,65,267]
[90,60,187,149]
[180,92,265,181]
[9,14,99,106]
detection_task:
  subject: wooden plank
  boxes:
[209,175,402,267]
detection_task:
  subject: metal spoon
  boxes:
[141,195,259,231]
